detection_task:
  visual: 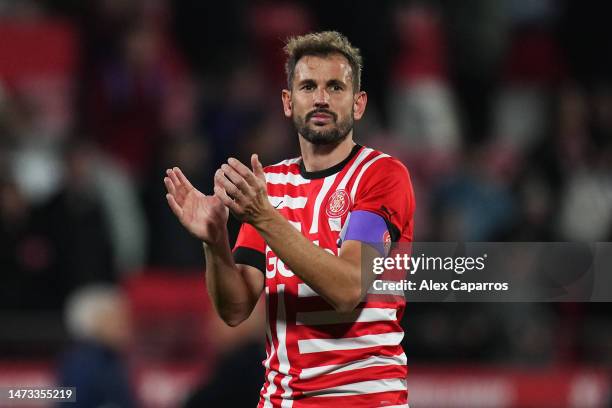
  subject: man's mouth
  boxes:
[308,111,336,123]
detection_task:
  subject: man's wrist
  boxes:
[251,205,279,231]
[203,229,229,252]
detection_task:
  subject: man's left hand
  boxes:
[214,154,272,225]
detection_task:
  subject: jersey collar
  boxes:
[299,144,363,180]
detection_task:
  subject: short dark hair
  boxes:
[284,31,363,92]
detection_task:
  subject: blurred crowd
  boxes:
[1,0,612,392]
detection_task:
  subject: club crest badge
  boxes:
[383,230,392,254]
[326,189,351,218]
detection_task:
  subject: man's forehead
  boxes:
[294,54,353,83]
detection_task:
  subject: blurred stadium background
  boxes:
[1,0,611,407]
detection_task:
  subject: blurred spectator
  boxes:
[0,177,44,309]
[492,24,563,153]
[431,148,517,241]
[83,18,165,177]
[490,1,563,178]
[239,112,296,168]
[33,142,115,308]
[0,13,79,202]
[557,83,612,241]
[444,0,510,145]
[248,2,313,87]
[2,90,65,206]
[389,4,460,161]
[86,141,148,274]
[311,0,397,121]
[57,284,136,408]
[80,4,189,179]
[200,62,270,170]
[183,301,265,408]
[43,139,147,277]
[509,167,557,240]
[558,162,612,242]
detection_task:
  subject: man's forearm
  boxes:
[204,232,259,325]
[253,209,362,312]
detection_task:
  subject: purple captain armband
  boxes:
[338,210,390,255]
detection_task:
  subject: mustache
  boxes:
[306,109,337,122]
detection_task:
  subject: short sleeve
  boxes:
[351,157,415,242]
[233,223,266,273]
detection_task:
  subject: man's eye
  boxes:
[331,85,343,91]
[301,84,314,91]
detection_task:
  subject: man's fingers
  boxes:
[166,193,183,218]
[228,157,258,184]
[174,167,194,189]
[214,185,241,214]
[221,163,251,193]
[213,185,231,203]
[251,154,265,180]
[164,177,176,196]
[215,169,245,201]
[166,168,182,189]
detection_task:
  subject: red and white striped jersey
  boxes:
[233,144,415,408]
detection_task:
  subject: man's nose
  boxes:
[313,87,330,107]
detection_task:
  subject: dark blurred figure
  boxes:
[57,284,137,408]
[558,1,612,90]
[171,0,248,76]
[183,302,265,408]
[311,0,396,121]
[35,142,115,308]
[430,148,518,241]
[248,2,313,87]
[556,1,612,243]
[0,177,45,308]
[0,141,115,311]
[78,1,189,179]
[82,19,165,178]
[389,3,460,177]
[143,133,213,268]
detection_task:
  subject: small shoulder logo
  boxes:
[326,189,351,218]
[380,205,397,218]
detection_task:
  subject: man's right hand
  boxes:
[164,167,229,247]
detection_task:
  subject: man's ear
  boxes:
[353,91,368,120]
[281,89,292,118]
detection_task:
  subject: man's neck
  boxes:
[299,133,356,172]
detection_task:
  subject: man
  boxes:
[164,31,415,408]
[57,285,136,408]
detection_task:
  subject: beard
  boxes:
[294,108,354,146]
